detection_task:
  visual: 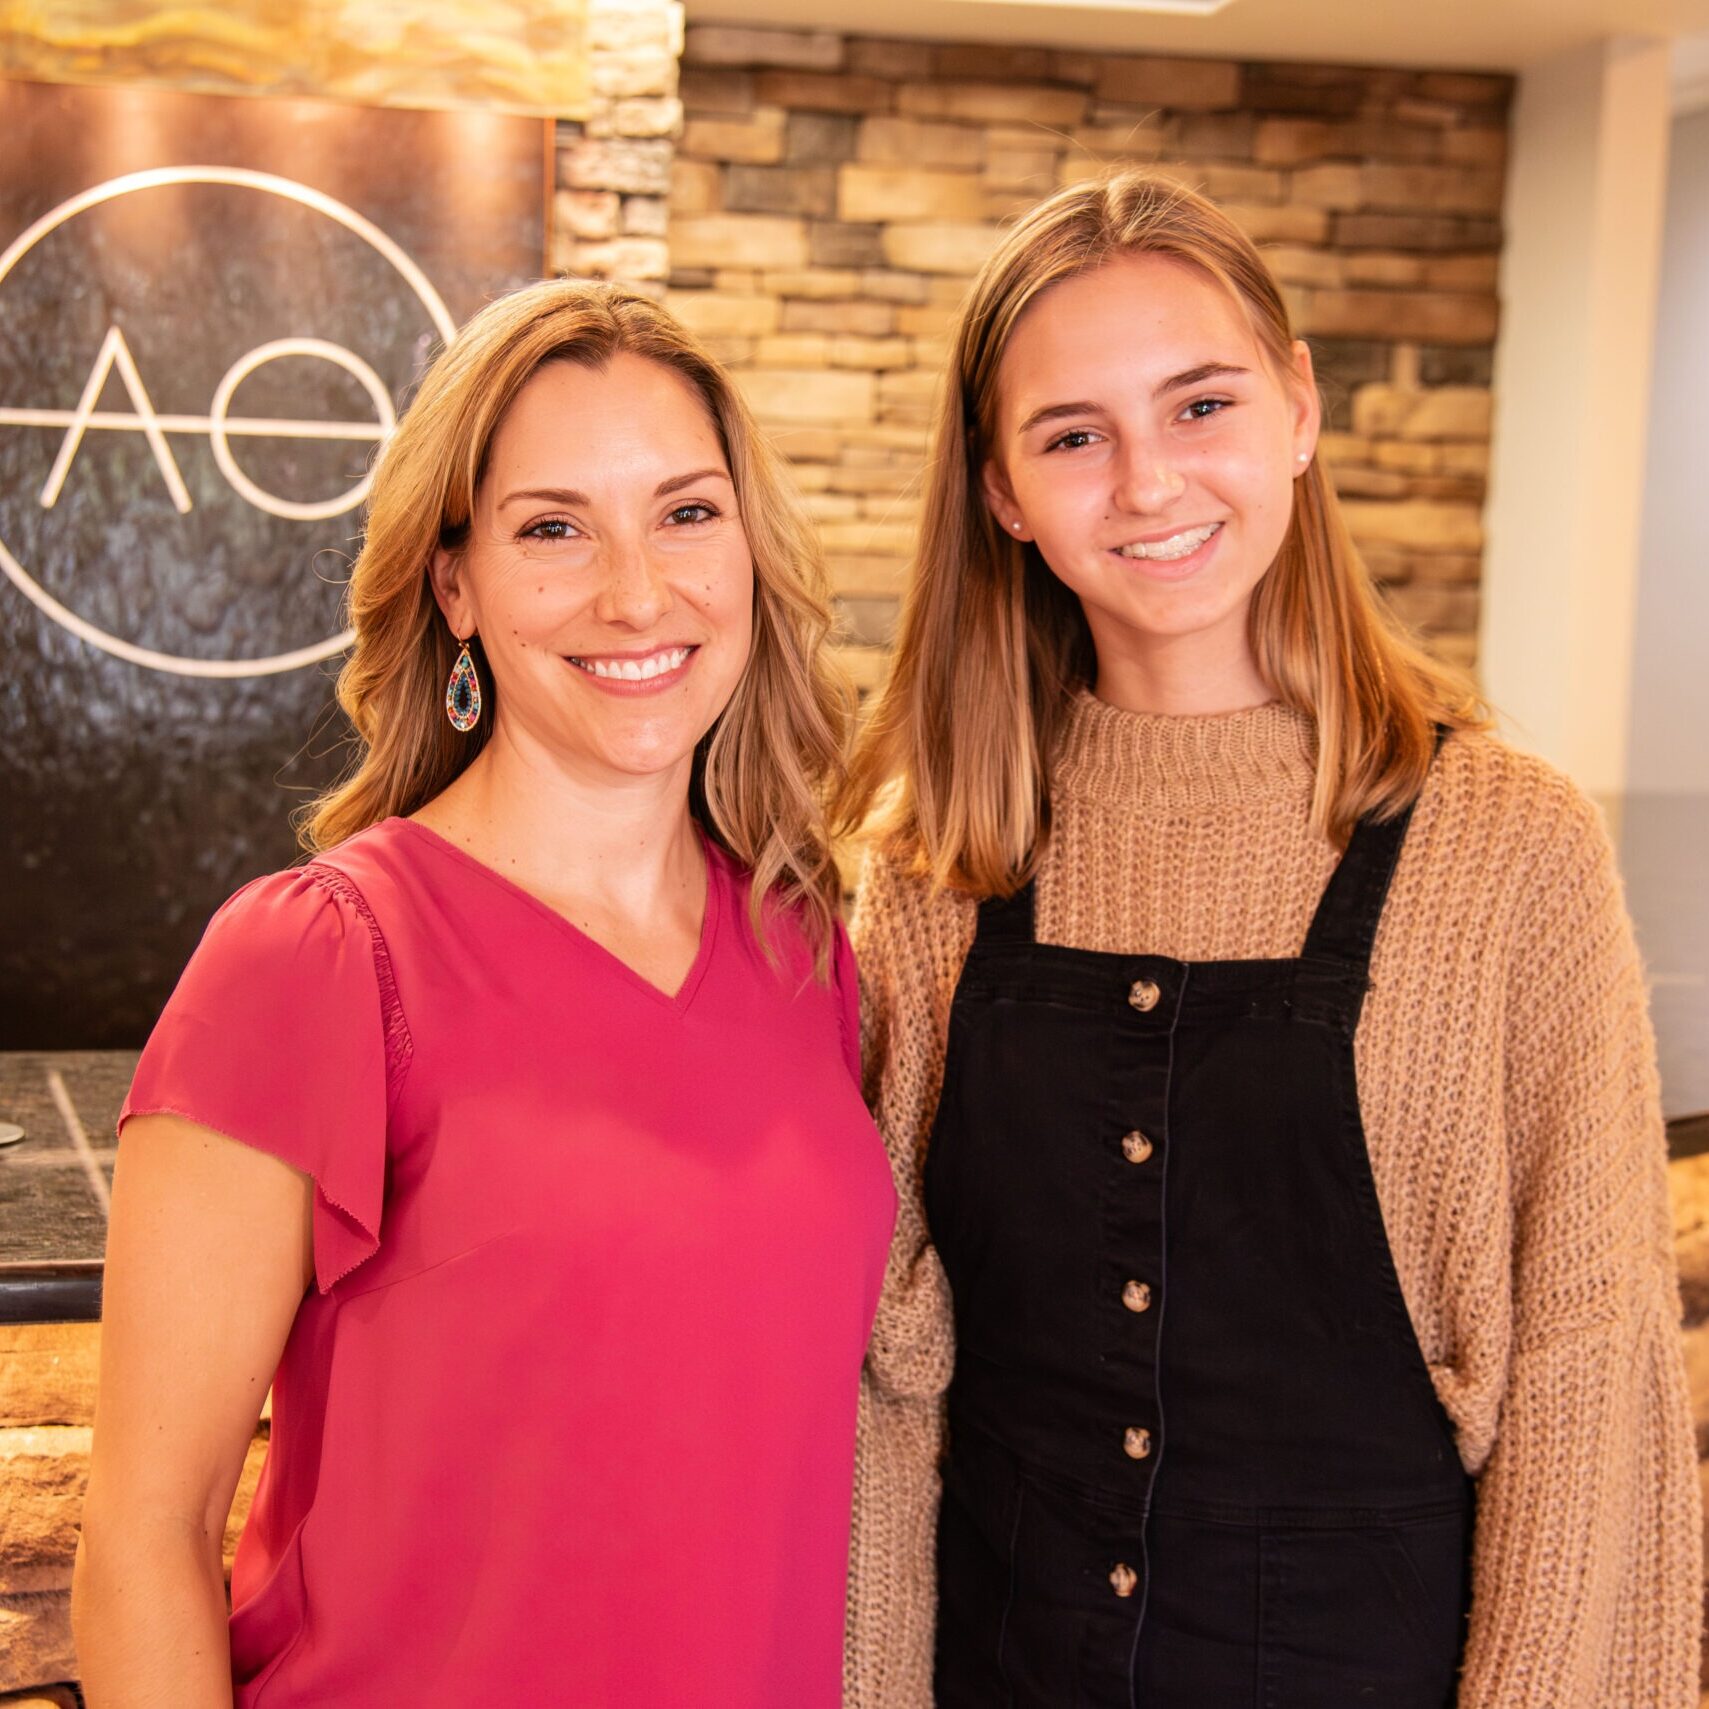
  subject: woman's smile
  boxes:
[565,642,699,691]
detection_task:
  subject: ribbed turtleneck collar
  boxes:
[1053,688,1319,813]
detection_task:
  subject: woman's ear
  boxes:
[981,457,1029,542]
[427,545,475,639]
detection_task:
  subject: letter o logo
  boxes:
[0,166,456,677]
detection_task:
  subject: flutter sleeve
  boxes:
[119,864,409,1293]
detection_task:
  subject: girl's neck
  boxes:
[1089,623,1272,718]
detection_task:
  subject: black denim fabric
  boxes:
[926,796,1474,1709]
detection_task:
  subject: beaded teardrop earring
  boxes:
[445,637,482,733]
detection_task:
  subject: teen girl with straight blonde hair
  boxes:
[841,171,1697,1708]
[76,280,894,1707]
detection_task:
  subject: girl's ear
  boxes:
[1286,339,1323,467]
[428,545,475,639]
[981,457,1029,541]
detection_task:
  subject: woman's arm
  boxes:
[73,1115,314,1709]
[1458,784,1701,1708]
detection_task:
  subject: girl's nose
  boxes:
[1114,450,1187,514]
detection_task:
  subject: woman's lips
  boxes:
[565,643,697,692]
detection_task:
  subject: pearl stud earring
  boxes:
[1012,521,1023,533]
[1297,451,1309,463]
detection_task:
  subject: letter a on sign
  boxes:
[42,325,193,514]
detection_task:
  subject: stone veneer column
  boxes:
[550,0,685,292]
[664,27,1511,690]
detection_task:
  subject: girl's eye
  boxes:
[1182,396,1231,421]
[522,517,578,541]
[1044,428,1099,453]
[665,501,718,526]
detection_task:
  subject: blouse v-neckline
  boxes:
[386,816,723,1013]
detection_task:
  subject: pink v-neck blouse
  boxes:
[119,817,896,1706]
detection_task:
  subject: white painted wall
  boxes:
[1625,104,1709,793]
[1481,36,1673,796]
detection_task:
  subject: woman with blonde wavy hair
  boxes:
[841,170,1696,1708]
[73,279,895,1707]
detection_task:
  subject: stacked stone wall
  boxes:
[548,0,684,289]
[664,26,1510,688]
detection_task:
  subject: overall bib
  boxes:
[925,797,1474,1708]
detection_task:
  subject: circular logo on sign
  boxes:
[0,166,456,677]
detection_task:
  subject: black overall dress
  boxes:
[925,795,1474,1708]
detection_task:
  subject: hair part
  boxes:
[304,278,851,973]
[838,169,1489,894]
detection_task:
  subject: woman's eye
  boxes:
[1044,428,1098,453]
[665,502,718,526]
[1182,397,1231,421]
[522,517,578,541]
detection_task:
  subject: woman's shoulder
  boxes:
[206,819,416,945]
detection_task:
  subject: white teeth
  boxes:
[573,647,691,681]
[1116,523,1220,561]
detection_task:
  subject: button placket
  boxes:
[1109,963,1173,1501]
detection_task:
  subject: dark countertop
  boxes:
[1616,794,1709,1137]
[0,1050,132,1321]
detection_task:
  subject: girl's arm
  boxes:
[1459,784,1700,1708]
[73,1115,313,1709]
[844,849,971,1709]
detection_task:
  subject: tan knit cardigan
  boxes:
[843,692,1699,1709]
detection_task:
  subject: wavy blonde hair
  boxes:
[305,279,850,971]
[841,169,1489,894]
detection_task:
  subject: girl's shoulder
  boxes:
[849,841,982,1010]
[1404,727,1623,942]
[1425,727,1611,860]
[852,842,978,941]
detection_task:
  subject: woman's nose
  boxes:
[595,539,672,628]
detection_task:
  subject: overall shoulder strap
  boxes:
[1300,727,1448,973]
[972,879,1037,950]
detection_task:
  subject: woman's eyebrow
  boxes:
[655,467,732,497]
[497,468,732,509]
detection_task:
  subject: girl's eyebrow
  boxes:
[1156,362,1250,396]
[1015,401,1099,437]
[1014,364,1252,438]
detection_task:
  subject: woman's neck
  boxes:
[414,719,704,921]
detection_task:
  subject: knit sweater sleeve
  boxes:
[843,848,971,1709]
[1458,777,1700,1708]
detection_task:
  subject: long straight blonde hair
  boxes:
[305,279,850,970]
[841,170,1488,894]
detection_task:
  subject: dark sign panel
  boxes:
[0,80,548,1045]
